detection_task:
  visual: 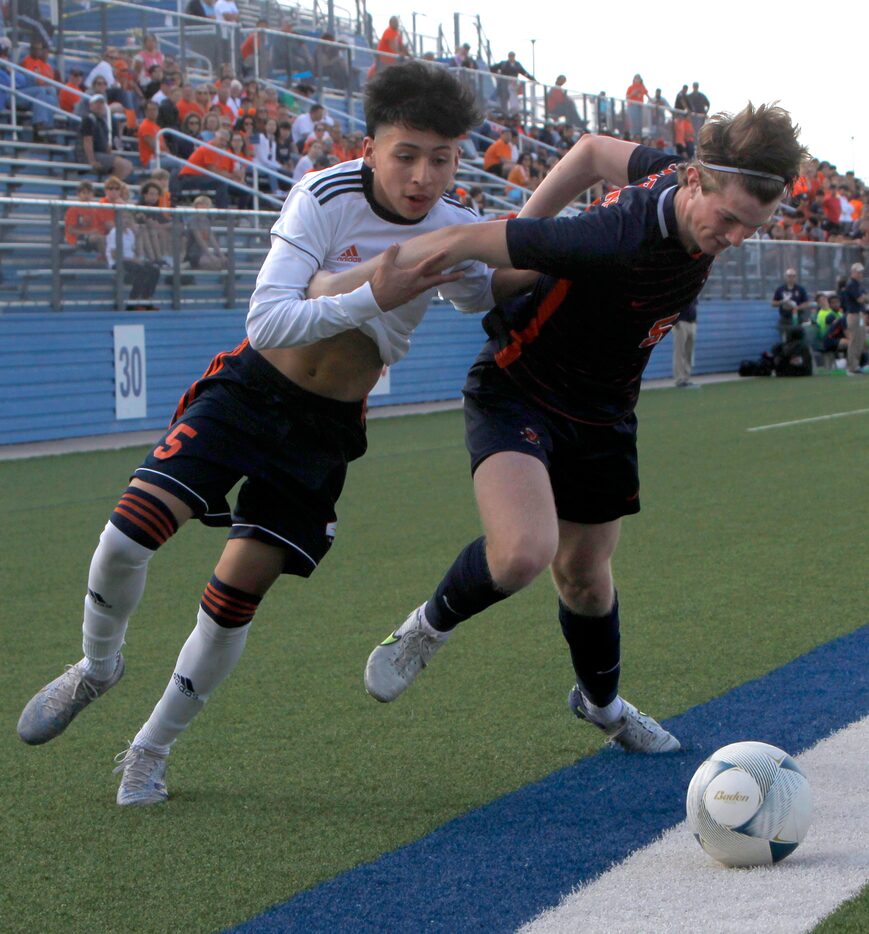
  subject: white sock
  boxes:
[134,609,251,754]
[81,523,154,680]
[584,694,624,725]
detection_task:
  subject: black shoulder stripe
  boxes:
[441,195,477,215]
[317,186,365,206]
[308,169,363,196]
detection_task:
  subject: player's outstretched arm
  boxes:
[518,133,638,219]
[308,222,513,304]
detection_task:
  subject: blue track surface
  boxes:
[228,625,869,933]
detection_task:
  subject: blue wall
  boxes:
[0,299,779,447]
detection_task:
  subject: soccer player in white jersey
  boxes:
[16,63,532,806]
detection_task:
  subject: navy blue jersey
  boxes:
[482,146,714,424]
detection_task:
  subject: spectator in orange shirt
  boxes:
[241,19,270,78]
[625,73,649,140]
[171,128,234,207]
[483,127,514,178]
[376,16,409,72]
[64,181,108,257]
[137,99,166,169]
[20,40,59,140]
[176,84,204,123]
[58,69,86,114]
[673,112,695,159]
[546,74,582,127]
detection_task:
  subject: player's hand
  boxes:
[370,244,463,312]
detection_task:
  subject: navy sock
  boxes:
[558,594,621,706]
[425,537,510,632]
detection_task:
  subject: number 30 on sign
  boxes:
[113,324,148,419]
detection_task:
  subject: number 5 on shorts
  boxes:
[153,423,198,460]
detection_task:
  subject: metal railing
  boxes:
[153,127,287,211]
[0,195,278,311]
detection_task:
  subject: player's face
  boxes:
[679,167,778,257]
[363,124,460,220]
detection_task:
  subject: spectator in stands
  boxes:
[491,51,535,116]
[0,38,15,115]
[58,68,85,113]
[650,88,669,140]
[176,83,202,123]
[595,91,611,133]
[504,151,533,203]
[450,43,476,70]
[148,167,173,208]
[184,194,225,269]
[274,120,294,176]
[226,79,244,119]
[134,34,164,86]
[273,20,314,83]
[546,75,582,127]
[185,0,215,19]
[200,111,221,142]
[241,19,270,78]
[291,139,323,182]
[106,209,161,311]
[686,81,709,134]
[292,102,333,152]
[213,0,240,68]
[141,64,163,100]
[211,82,234,121]
[134,181,171,265]
[85,47,120,92]
[303,121,332,154]
[329,125,349,163]
[843,262,869,375]
[376,15,409,72]
[314,32,352,91]
[171,127,233,208]
[673,109,695,158]
[772,267,812,338]
[20,39,59,142]
[64,181,107,260]
[176,113,204,160]
[137,99,166,170]
[674,83,689,113]
[625,73,649,140]
[252,117,284,192]
[79,94,133,180]
[483,127,514,178]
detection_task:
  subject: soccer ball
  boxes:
[686,741,812,867]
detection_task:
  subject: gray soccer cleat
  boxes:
[17,655,125,745]
[364,605,446,702]
[568,685,681,753]
[113,744,169,807]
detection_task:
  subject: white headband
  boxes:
[698,160,785,185]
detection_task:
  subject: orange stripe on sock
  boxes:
[113,505,167,543]
[201,593,253,622]
[121,493,175,539]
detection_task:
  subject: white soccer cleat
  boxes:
[113,744,169,807]
[17,655,125,745]
[568,685,681,753]
[364,605,446,702]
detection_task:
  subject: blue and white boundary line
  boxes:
[228,625,869,934]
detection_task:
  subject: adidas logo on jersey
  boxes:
[336,244,362,263]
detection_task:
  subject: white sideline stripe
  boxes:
[518,716,869,934]
[747,407,869,432]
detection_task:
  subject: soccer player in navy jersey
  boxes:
[328,103,807,752]
[16,63,535,806]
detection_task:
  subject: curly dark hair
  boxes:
[363,62,481,138]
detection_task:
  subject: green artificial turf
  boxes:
[2,375,868,933]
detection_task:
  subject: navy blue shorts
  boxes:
[462,360,640,525]
[135,342,367,577]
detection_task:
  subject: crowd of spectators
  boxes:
[2,6,867,300]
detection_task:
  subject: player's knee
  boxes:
[487,534,556,592]
[554,567,613,616]
[107,485,181,555]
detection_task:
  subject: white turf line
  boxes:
[747,407,869,432]
[518,716,869,934]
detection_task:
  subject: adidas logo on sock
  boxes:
[173,672,198,699]
[336,244,361,263]
[88,588,112,608]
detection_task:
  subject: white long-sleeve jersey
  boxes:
[247,159,495,366]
